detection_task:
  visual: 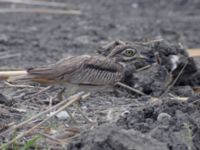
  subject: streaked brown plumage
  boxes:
[23,55,123,87]
[8,44,145,91]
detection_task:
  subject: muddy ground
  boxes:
[0,0,200,149]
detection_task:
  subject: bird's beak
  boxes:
[135,54,156,64]
[137,54,148,60]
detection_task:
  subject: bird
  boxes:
[2,45,146,123]
[7,45,146,92]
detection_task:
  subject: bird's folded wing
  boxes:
[67,56,124,85]
[23,55,123,85]
[27,56,91,80]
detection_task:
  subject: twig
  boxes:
[116,82,146,96]
[4,81,35,88]
[39,133,63,145]
[0,92,85,137]
[187,48,200,57]
[0,8,81,15]
[159,62,188,98]
[73,103,93,123]
[0,0,69,8]
[136,65,151,72]
[0,70,27,82]
[0,92,90,149]
[48,96,53,108]
[28,86,53,97]
[18,86,54,104]
[0,70,27,76]
[0,53,21,60]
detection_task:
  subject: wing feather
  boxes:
[27,56,91,81]
[25,55,123,85]
[68,56,124,85]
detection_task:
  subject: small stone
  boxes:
[120,110,130,118]
[132,3,139,8]
[157,113,171,125]
[56,111,70,120]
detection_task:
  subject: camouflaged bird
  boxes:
[8,46,146,91]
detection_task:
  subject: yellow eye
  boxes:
[123,49,136,57]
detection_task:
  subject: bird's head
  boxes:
[107,44,147,64]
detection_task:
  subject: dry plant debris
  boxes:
[0,92,91,149]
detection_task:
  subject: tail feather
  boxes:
[0,67,55,84]
[7,73,54,84]
[27,67,53,76]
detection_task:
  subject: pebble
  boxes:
[56,111,70,120]
[157,113,172,125]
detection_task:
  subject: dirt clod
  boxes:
[117,97,200,150]
[67,125,168,150]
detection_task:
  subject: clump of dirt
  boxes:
[130,64,170,97]
[67,124,168,150]
[116,97,200,150]
[69,97,200,150]
[130,40,199,96]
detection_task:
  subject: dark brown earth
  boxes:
[1,0,200,149]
